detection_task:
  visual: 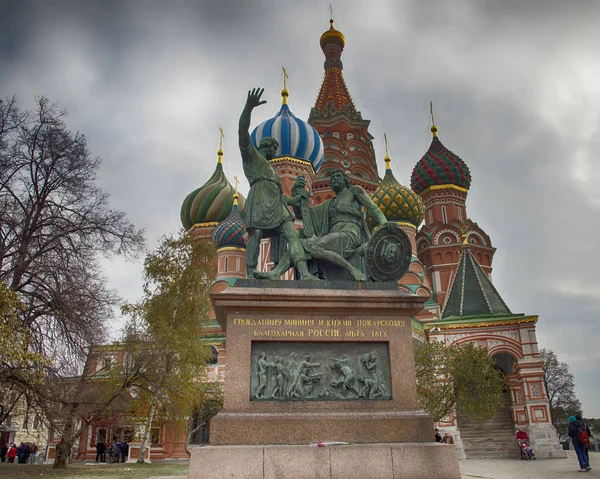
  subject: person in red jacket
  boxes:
[7,443,17,463]
[516,429,528,441]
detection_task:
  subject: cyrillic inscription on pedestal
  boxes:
[250,342,391,401]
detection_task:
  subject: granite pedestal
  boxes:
[188,282,461,479]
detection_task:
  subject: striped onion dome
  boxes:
[211,194,245,249]
[368,156,424,229]
[410,126,471,194]
[251,91,324,171]
[180,150,245,230]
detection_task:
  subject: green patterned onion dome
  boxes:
[210,195,245,249]
[410,127,471,194]
[180,152,245,230]
[368,157,424,229]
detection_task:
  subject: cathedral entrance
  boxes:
[456,352,517,459]
[457,390,516,459]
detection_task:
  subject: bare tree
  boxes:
[541,348,581,432]
[0,95,145,467]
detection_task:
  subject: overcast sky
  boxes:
[1,0,599,416]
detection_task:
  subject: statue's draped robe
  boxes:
[240,142,293,232]
[301,188,371,279]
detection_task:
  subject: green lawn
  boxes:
[0,462,188,478]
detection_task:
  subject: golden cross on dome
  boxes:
[282,66,288,90]
[233,176,239,195]
[430,101,438,137]
[384,133,390,157]
[217,127,225,163]
[330,3,333,20]
[281,67,289,104]
[383,133,391,169]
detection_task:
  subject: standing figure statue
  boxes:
[257,169,398,281]
[270,355,289,399]
[255,352,276,399]
[239,88,317,280]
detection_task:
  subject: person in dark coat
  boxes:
[95,441,106,463]
[16,442,26,463]
[120,442,129,463]
[0,442,7,462]
[568,415,591,472]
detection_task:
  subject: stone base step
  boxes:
[189,443,462,479]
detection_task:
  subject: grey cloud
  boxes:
[2,0,598,415]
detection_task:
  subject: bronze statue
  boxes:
[256,169,399,281]
[239,88,317,280]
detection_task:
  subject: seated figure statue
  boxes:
[256,169,397,281]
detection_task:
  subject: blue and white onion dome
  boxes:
[251,89,324,171]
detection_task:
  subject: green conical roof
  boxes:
[442,246,511,319]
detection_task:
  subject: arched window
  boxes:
[208,346,218,365]
[492,352,516,374]
[441,206,447,223]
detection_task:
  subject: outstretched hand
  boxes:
[246,87,267,109]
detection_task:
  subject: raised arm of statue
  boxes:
[239,87,267,150]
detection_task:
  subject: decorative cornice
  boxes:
[373,221,417,232]
[217,246,246,253]
[270,156,315,172]
[191,222,219,229]
[425,315,538,330]
[420,184,469,196]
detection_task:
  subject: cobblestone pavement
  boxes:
[460,451,598,479]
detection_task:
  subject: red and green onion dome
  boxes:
[180,151,245,230]
[210,194,245,249]
[410,126,471,195]
[368,156,425,229]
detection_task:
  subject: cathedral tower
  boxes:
[309,18,379,202]
[412,110,496,306]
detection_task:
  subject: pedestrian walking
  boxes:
[29,443,38,464]
[16,442,26,463]
[568,415,591,472]
[7,443,17,463]
[95,441,106,463]
[0,442,7,462]
[120,441,129,463]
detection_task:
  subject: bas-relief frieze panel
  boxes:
[250,342,391,401]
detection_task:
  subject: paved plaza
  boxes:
[146,451,598,479]
[460,451,598,479]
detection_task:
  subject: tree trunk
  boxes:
[137,402,156,464]
[53,437,73,469]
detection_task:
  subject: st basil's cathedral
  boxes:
[179,18,564,459]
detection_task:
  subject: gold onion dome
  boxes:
[180,150,245,230]
[368,150,425,229]
[320,18,346,49]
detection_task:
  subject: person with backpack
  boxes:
[576,416,593,464]
[568,415,591,472]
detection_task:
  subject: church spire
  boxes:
[312,16,357,119]
[308,12,379,196]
